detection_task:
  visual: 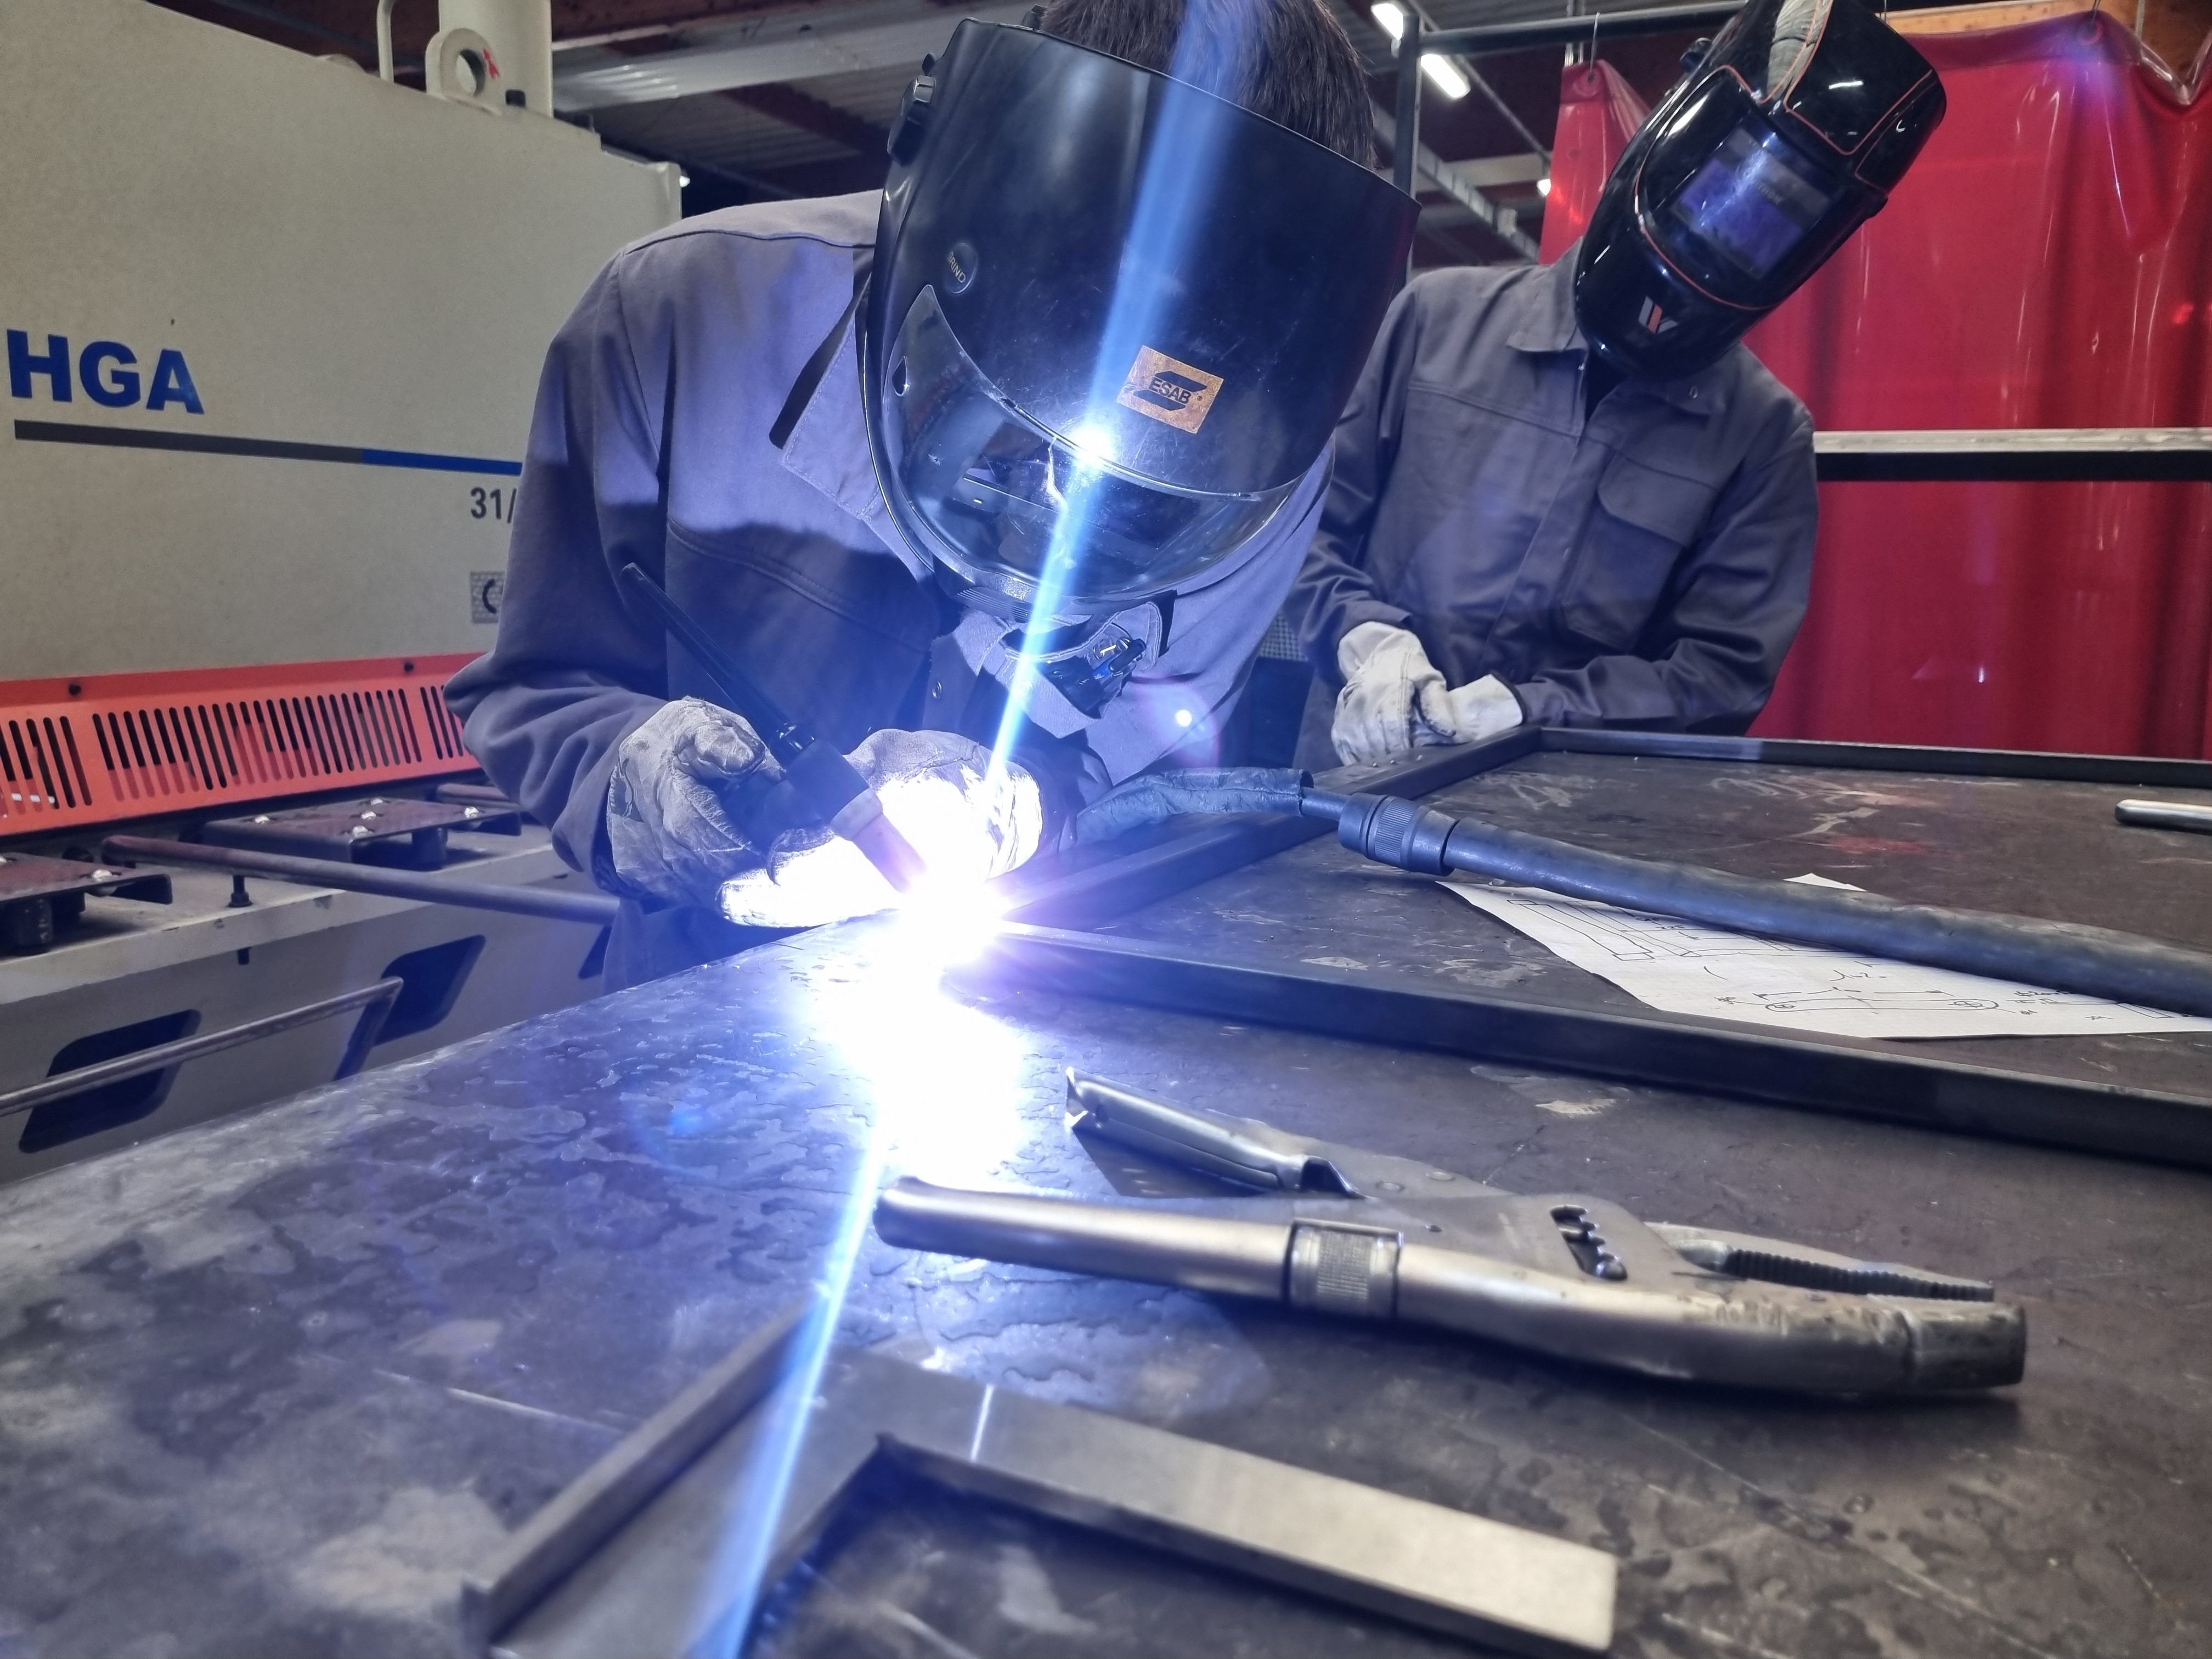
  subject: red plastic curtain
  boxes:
[1539,15,2212,757]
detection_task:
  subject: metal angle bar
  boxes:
[103,835,620,927]
[553,4,1031,110]
[0,978,404,1120]
[1537,728,2212,789]
[1423,3,1743,57]
[490,1346,1616,1659]
[970,926,2212,1170]
[461,1303,812,1652]
[1002,727,1542,930]
[1370,102,1540,262]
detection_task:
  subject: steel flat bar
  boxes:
[876,1356,1617,1657]
[1422,3,1741,56]
[973,926,2212,1170]
[103,835,620,927]
[1538,728,2212,788]
[1005,728,1541,930]
[494,1348,1615,1659]
[0,977,403,1119]
[1816,426,2212,482]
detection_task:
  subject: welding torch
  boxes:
[618,563,928,893]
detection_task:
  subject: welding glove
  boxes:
[1330,623,1523,766]
[604,696,782,907]
[717,729,1043,930]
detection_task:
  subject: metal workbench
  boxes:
[3,735,2210,1658]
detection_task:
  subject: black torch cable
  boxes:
[1303,789,2212,1019]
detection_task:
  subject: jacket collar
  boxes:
[777,290,934,580]
[1505,246,1719,416]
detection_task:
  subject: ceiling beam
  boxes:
[1441,151,1548,190]
[721,81,887,153]
[1370,103,1539,262]
[554,0,1030,108]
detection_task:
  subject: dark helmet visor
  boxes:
[1641,77,1860,304]
[881,286,1293,615]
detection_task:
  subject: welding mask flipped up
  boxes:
[1574,0,1945,380]
[862,19,1418,650]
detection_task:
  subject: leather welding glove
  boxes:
[717,729,1043,930]
[604,696,782,907]
[1331,623,1525,765]
[1330,622,1461,765]
[1434,673,1526,747]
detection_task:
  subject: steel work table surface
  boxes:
[3,749,2211,1659]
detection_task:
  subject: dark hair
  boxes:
[1039,0,1376,167]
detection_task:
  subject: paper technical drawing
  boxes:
[1440,877,2212,1041]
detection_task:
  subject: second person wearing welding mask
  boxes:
[1294,0,1945,766]
[447,0,1418,985]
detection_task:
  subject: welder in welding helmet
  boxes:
[861,14,1418,718]
[1575,0,1946,379]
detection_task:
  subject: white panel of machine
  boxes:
[0,0,679,678]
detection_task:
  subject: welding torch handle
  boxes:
[619,562,806,760]
[876,1179,1291,1300]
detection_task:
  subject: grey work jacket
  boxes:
[1291,249,1818,747]
[446,192,1319,984]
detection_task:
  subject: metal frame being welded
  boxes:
[466,1304,1618,1659]
[983,729,2212,1170]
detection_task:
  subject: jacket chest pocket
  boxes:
[1555,454,1719,651]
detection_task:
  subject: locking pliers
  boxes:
[874,1072,2026,1393]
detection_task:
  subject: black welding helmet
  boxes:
[861,18,1418,622]
[1574,0,1945,380]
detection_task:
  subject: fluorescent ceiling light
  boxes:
[1370,3,1471,101]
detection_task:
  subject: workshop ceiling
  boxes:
[146,0,1734,265]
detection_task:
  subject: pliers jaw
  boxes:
[876,1071,2027,1393]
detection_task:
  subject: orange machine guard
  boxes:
[0,655,481,836]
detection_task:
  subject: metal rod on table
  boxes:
[0,977,405,1120]
[102,836,619,927]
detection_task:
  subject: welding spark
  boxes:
[717,766,1034,936]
